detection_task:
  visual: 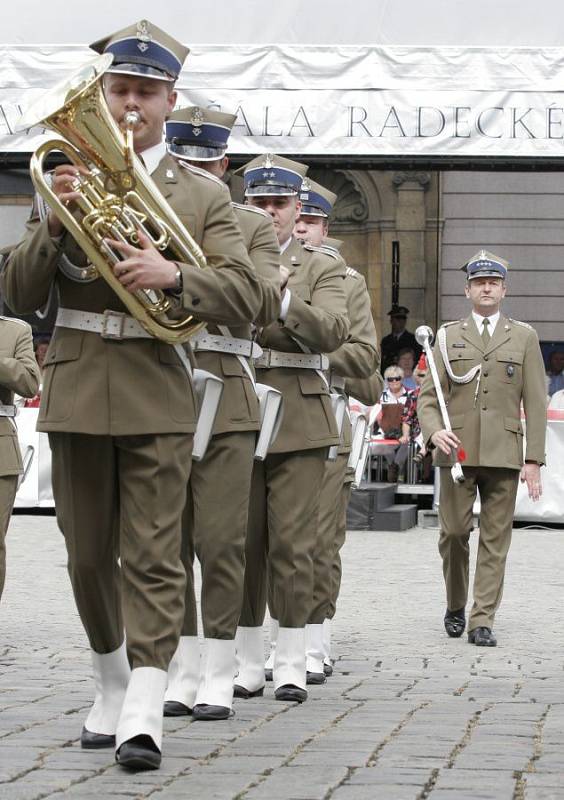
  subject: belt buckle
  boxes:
[101,309,126,340]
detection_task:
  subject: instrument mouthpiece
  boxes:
[124,111,141,128]
[415,325,435,347]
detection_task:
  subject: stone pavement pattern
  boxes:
[1,515,564,800]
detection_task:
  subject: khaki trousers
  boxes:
[241,448,327,629]
[0,475,19,601]
[49,432,192,669]
[438,466,519,631]
[309,453,348,624]
[180,430,256,639]
[328,482,353,620]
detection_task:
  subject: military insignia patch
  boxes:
[506,364,515,377]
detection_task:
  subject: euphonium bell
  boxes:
[18,54,206,345]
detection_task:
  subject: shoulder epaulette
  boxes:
[177,160,226,188]
[345,266,360,279]
[0,315,31,330]
[303,243,338,259]
[509,318,533,330]
[231,202,270,219]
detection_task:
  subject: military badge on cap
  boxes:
[461,249,508,281]
[299,178,337,218]
[166,106,237,162]
[239,153,307,197]
[90,19,189,82]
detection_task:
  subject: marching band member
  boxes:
[293,181,380,682]
[234,154,349,703]
[163,107,281,721]
[0,317,40,601]
[2,19,261,770]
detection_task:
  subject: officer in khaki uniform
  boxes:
[418,251,546,647]
[291,183,380,683]
[2,20,261,770]
[0,317,41,600]
[162,107,281,721]
[234,155,349,703]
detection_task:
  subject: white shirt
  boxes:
[139,141,167,175]
[472,309,500,337]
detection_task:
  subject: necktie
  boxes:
[481,318,491,346]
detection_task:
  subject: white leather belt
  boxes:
[55,308,153,340]
[0,404,16,418]
[330,374,346,391]
[255,349,329,371]
[192,331,263,359]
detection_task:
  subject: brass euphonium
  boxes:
[18,54,206,344]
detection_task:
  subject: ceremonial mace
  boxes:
[415,325,465,484]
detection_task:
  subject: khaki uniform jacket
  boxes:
[193,202,281,435]
[0,318,40,476]
[418,314,547,470]
[1,155,261,436]
[328,267,380,454]
[256,237,349,454]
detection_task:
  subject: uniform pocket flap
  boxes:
[449,414,465,430]
[298,371,328,395]
[504,416,523,434]
[220,354,247,378]
[448,349,479,361]
[44,336,83,365]
[497,350,523,365]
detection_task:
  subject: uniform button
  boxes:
[483,370,489,377]
[484,356,489,361]
[483,388,488,393]
[192,297,200,306]
[482,405,487,410]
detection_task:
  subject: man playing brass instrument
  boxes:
[418,251,546,648]
[2,19,261,771]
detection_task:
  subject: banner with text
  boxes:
[3,44,564,158]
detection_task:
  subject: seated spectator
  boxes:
[546,349,564,397]
[397,347,417,390]
[376,366,411,482]
[401,355,432,481]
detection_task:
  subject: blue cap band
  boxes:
[466,258,507,280]
[299,188,333,217]
[165,120,231,150]
[244,165,303,195]
[107,37,182,78]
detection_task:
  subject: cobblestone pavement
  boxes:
[2,514,564,800]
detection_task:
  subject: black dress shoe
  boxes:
[163,700,192,717]
[265,668,273,682]
[115,735,161,770]
[468,627,497,647]
[444,608,466,638]
[306,671,326,685]
[81,727,115,749]
[274,684,307,703]
[192,704,233,721]
[233,684,264,699]
[323,663,333,677]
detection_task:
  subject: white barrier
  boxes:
[14,408,54,509]
[514,410,564,525]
